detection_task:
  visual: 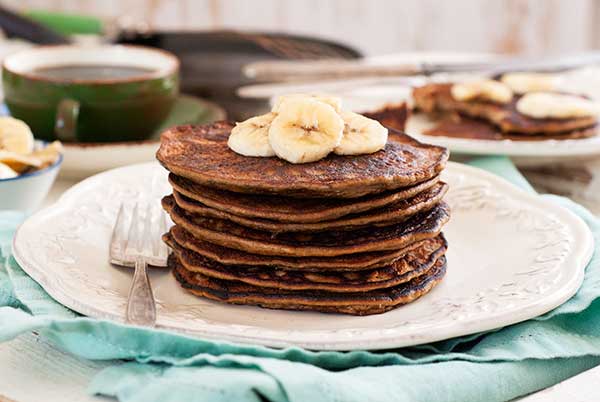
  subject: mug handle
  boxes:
[54,99,80,142]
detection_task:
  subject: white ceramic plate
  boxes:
[408,64,600,162]
[407,114,600,163]
[12,162,593,350]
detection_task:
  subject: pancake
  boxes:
[156,121,449,198]
[412,83,597,135]
[165,232,447,292]
[170,182,448,233]
[169,173,441,223]
[362,102,409,132]
[163,196,450,257]
[423,114,598,141]
[167,225,433,271]
[171,254,447,315]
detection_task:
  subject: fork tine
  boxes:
[125,202,141,254]
[141,202,154,257]
[110,203,128,259]
[112,200,170,267]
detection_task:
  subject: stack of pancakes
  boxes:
[413,83,597,141]
[157,121,450,315]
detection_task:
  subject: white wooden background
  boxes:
[3,0,600,56]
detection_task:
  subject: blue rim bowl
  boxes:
[0,151,63,213]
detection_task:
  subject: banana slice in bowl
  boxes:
[0,151,42,173]
[0,162,18,180]
[0,141,63,212]
[0,115,63,212]
[0,116,34,155]
[29,141,64,167]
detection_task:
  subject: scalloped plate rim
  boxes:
[12,162,594,350]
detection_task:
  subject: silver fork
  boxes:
[109,201,169,326]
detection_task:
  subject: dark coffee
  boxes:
[31,64,154,80]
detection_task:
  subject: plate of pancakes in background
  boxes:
[406,68,600,163]
[13,118,593,350]
[240,55,600,164]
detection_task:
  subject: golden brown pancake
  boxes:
[165,231,447,292]
[163,196,450,257]
[167,225,434,271]
[156,122,449,198]
[423,114,597,141]
[169,173,441,223]
[171,253,447,315]
[170,182,448,233]
[412,83,597,135]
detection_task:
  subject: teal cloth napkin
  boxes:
[2,156,600,402]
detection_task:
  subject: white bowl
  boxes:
[0,154,62,212]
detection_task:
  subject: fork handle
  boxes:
[126,257,156,326]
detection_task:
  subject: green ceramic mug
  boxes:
[2,45,179,143]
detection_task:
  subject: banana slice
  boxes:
[451,80,513,104]
[516,92,600,119]
[268,98,344,164]
[501,72,558,94]
[0,162,18,179]
[31,141,63,168]
[228,113,276,157]
[334,111,388,155]
[272,93,342,113]
[0,150,42,173]
[0,117,34,155]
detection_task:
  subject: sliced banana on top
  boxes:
[229,93,389,163]
[451,80,513,104]
[272,93,342,113]
[334,111,388,155]
[269,98,344,164]
[0,116,34,155]
[516,92,600,119]
[501,72,559,94]
[228,113,276,157]
[0,162,18,179]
